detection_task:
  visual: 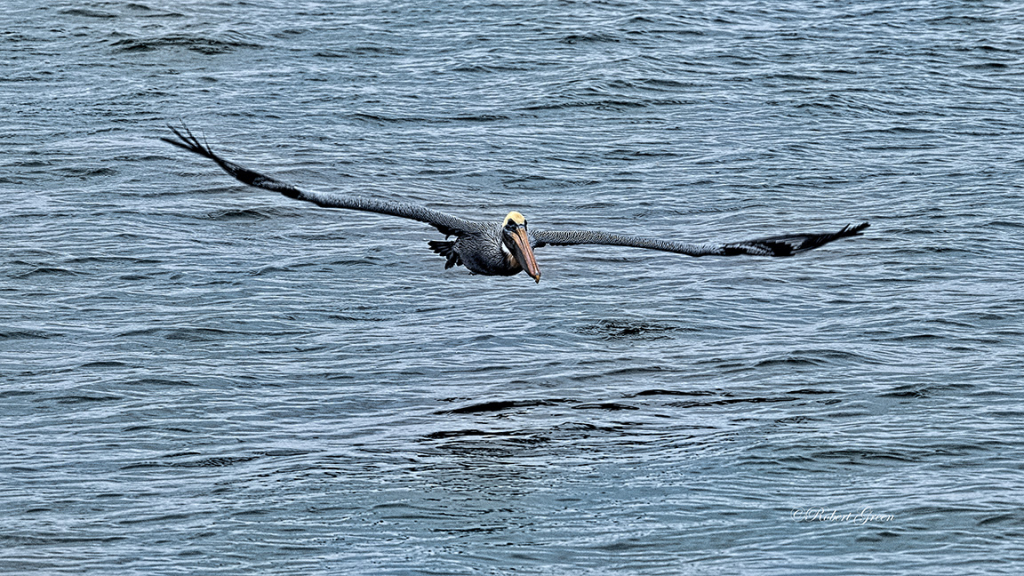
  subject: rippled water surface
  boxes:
[3,1,1024,574]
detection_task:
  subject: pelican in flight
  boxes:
[162,125,868,283]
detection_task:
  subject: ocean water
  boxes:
[2,1,1023,574]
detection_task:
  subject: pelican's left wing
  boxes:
[531,223,869,257]
[162,124,479,238]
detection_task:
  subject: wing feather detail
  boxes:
[531,223,869,257]
[161,124,477,237]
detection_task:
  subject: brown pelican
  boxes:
[162,125,869,283]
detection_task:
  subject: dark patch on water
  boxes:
[575,319,678,339]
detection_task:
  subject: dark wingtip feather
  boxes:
[161,122,216,158]
[161,122,304,198]
[725,221,871,257]
[791,221,871,254]
[846,222,870,235]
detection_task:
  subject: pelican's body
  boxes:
[162,125,869,283]
[428,212,539,280]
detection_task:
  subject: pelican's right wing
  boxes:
[531,223,869,257]
[161,124,479,238]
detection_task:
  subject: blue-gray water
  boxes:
[3,1,1023,574]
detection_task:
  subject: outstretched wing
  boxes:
[531,223,869,257]
[161,124,479,238]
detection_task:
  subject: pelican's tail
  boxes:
[428,240,462,269]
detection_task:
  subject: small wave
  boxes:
[961,62,1009,70]
[438,399,564,415]
[755,355,827,368]
[785,388,836,396]
[352,112,429,124]
[424,428,493,440]
[978,514,1017,526]
[811,448,919,464]
[879,385,931,398]
[450,63,528,73]
[774,415,820,424]
[628,389,719,398]
[80,361,128,369]
[522,99,648,112]
[0,534,126,545]
[559,33,621,44]
[14,266,80,278]
[352,112,508,124]
[861,126,937,135]
[126,378,195,388]
[890,333,945,342]
[642,78,694,89]
[987,220,1024,230]
[203,208,276,221]
[124,454,259,469]
[52,394,123,404]
[422,428,547,447]
[114,327,161,338]
[603,365,670,378]
[572,402,639,411]
[171,456,258,468]
[768,73,822,82]
[755,348,880,368]
[163,327,239,342]
[110,34,261,55]
[61,8,117,18]
[451,114,509,122]
[666,396,797,409]
[0,329,58,340]
[0,390,35,399]
[67,255,161,265]
[348,44,406,56]
[499,174,600,190]
[57,166,117,178]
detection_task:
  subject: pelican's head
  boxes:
[501,211,541,283]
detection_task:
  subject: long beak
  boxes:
[509,227,541,283]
